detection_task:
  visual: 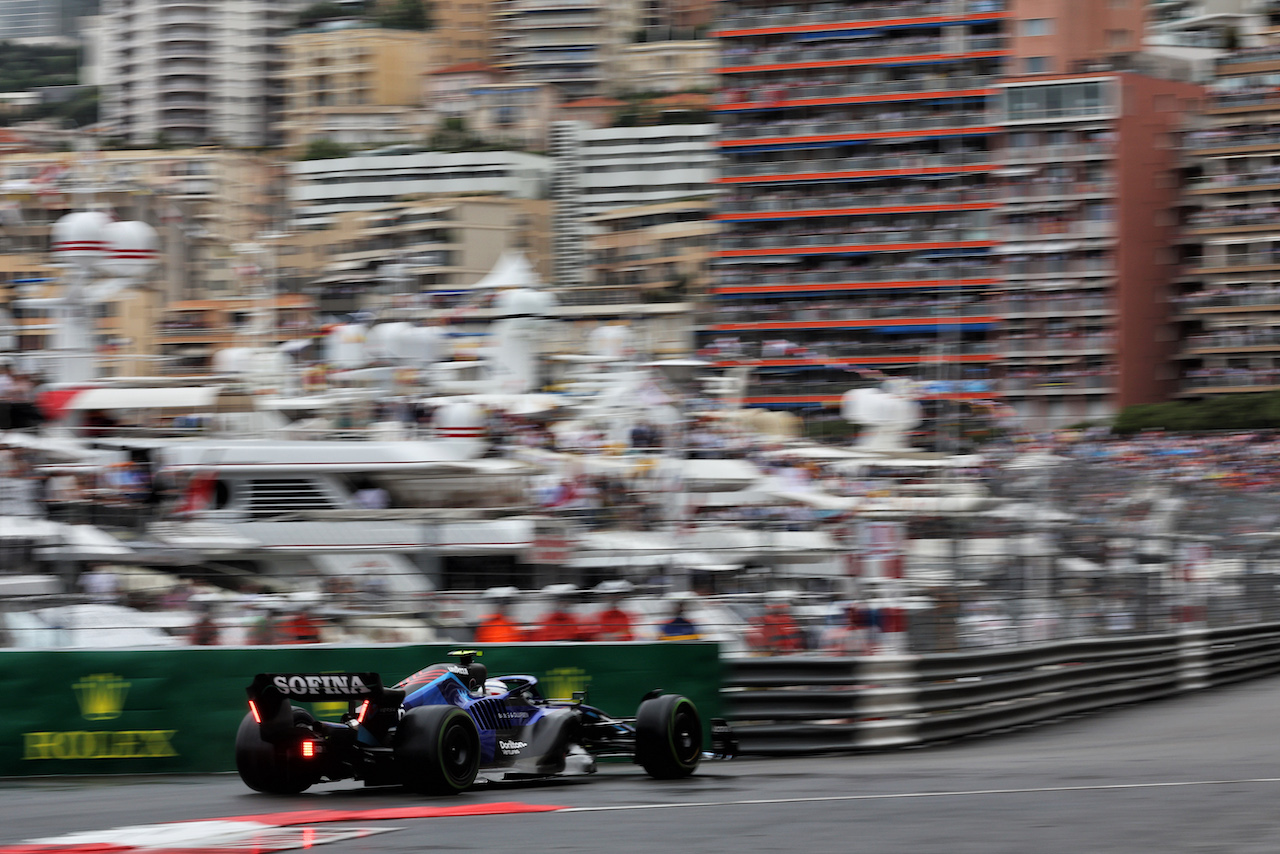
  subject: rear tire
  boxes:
[394,705,480,795]
[635,693,701,779]
[235,707,317,794]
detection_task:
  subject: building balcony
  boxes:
[1002,142,1114,163]
[1001,374,1113,394]
[717,76,995,109]
[1173,289,1280,312]
[1002,221,1114,240]
[720,151,995,182]
[716,195,997,219]
[717,227,993,253]
[1182,370,1280,393]
[1001,181,1115,202]
[1191,253,1280,274]
[1182,329,1280,352]
[710,300,1002,325]
[1001,334,1113,355]
[714,264,1000,294]
[1205,90,1280,114]
[720,112,996,146]
[1186,129,1280,153]
[719,36,1008,73]
[1001,295,1111,315]
[713,0,1006,36]
[1187,173,1280,194]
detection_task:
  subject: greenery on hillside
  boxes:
[0,42,79,91]
[1113,393,1280,434]
[0,42,97,127]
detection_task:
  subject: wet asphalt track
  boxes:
[6,677,1280,853]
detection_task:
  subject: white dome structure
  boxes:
[51,211,113,270]
[98,220,159,278]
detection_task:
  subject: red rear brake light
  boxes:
[356,700,371,725]
[248,699,262,724]
[301,740,316,759]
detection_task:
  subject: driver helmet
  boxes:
[483,678,507,697]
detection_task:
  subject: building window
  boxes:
[1022,18,1053,37]
[1106,29,1131,48]
[1024,56,1049,73]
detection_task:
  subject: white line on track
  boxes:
[557,777,1280,813]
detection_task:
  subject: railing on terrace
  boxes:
[1175,291,1280,310]
[714,0,986,33]
[718,75,994,104]
[721,36,1007,69]
[1003,142,1113,162]
[1185,330,1280,349]
[1184,372,1280,389]
[719,228,991,251]
[1002,335,1113,353]
[1001,374,1113,391]
[721,151,995,177]
[1187,131,1280,150]
[1189,172,1280,190]
[719,189,997,213]
[721,112,993,141]
[712,301,1002,323]
[1194,253,1280,269]
[715,264,1002,286]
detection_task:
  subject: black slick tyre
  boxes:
[394,705,481,795]
[635,693,701,779]
[235,707,317,794]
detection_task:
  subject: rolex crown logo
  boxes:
[73,673,130,721]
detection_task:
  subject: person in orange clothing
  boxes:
[749,595,805,655]
[530,584,586,641]
[474,587,524,643]
[590,579,635,642]
[279,604,323,644]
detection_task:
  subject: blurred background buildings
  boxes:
[4,0,1280,428]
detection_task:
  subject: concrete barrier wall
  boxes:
[1,642,723,777]
[723,624,1280,756]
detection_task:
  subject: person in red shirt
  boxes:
[530,584,586,641]
[590,579,635,642]
[475,587,524,643]
[279,606,323,644]
[749,597,805,655]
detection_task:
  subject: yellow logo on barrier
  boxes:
[543,667,591,699]
[21,673,178,761]
[73,674,130,721]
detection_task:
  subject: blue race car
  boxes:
[236,650,736,795]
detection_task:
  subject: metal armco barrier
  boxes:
[0,642,722,778]
[723,624,1280,756]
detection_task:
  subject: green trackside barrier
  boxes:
[0,642,722,778]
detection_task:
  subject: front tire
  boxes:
[394,705,481,795]
[635,693,701,779]
[235,707,317,794]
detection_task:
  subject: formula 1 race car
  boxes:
[235,650,737,795]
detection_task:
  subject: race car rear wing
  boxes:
[246,672,406,742]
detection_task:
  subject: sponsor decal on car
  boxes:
[271,674,373,696]
[498,739,528,755]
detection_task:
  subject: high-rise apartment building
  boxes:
[710,1,1013,419]
[710,0,1206,430]
[429,0,497,69]
[549,120,718,291]
[1177,42,1280,397]
[280,22,433,154]
[492,0,643,101]
[96,0,305,148]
